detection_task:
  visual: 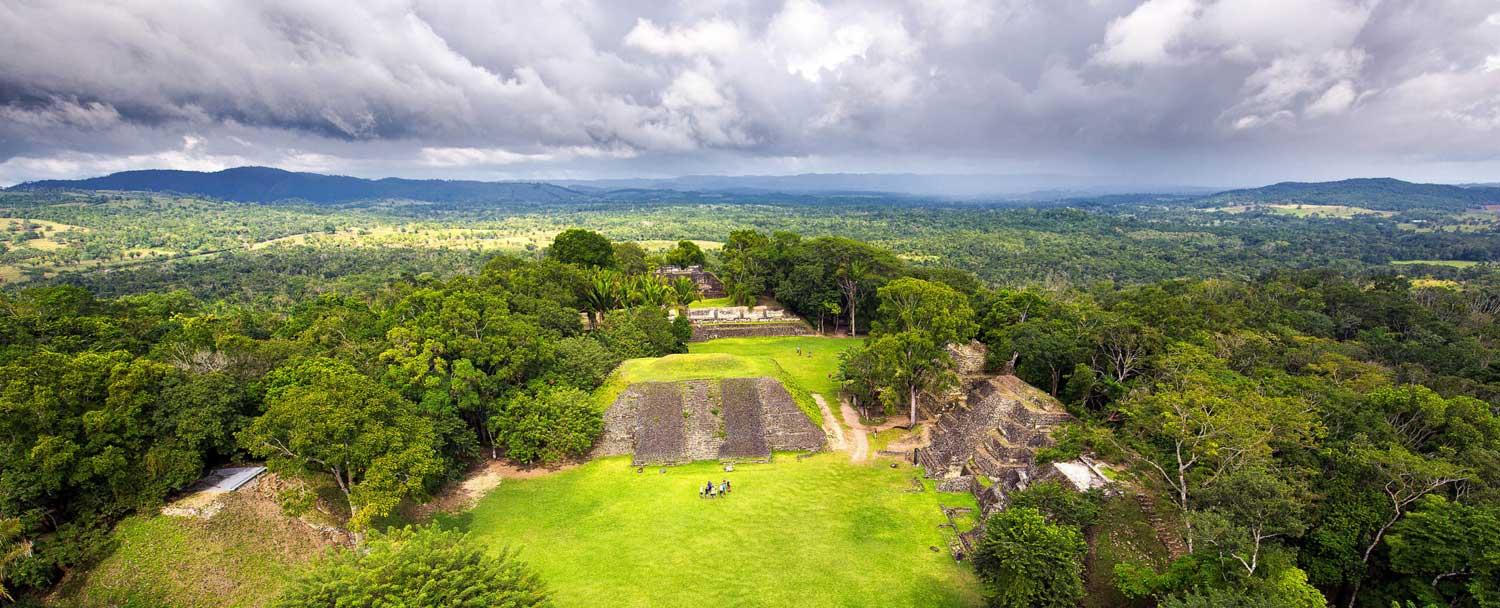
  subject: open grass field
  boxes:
[595,336,859,424]
[55,492,333,608]
[1265,203,1394,218]
[689,296,734,308]
[450,454,982,608]
[1391,259,1483,268]
[690,336,856,399]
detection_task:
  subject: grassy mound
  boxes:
[596,336,858,425]
[450,454,981,607]
[55,492,334,608]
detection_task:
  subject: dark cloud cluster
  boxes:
[1,0,1497,186]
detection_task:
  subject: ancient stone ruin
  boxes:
[671,305,814,341]
[593,377,824,465]
[656,264,726,298]
[911,343,1112,516]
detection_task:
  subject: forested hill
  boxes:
[7,166,593,204]
[11,168,1500,210]
[1198,177,1500,211]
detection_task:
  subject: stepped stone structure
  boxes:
[657,264,725,298]
[914,343,1111,515]
[669,305,814,341]
[593,377,823,465]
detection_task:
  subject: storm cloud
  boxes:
[1,0,1497,186]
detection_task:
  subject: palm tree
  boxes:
[581,270,623,328]
[1,517,32,602]
[669,276,700,309]
[631,275,671,307]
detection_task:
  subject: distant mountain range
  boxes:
[7,167,592,204]
[7,167,1499,210]
[1199,178,1500,211]
[554,173,1214,198]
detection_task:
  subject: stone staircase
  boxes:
[682,380,725,461]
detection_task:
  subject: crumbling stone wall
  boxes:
[756,377,824,452]
[597,377,823,465]
[691,321,813,341]
[657,264,726,298]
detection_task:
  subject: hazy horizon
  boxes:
[3,1,1498,186]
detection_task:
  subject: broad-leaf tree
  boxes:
[972,507,1086,608]
[240,358,445,530]
[277,525,549,608]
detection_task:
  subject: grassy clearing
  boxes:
[634,239,723,251]
[596,336,859,425]
[1410,278,1461,289]
[1391,259,1482,268]
[689,336,857,399]
[56,492,332,608]
[450,454,981,608]
[689,296,734,308]
[1264,204,1393,218]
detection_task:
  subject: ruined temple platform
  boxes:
[593,377,824,465]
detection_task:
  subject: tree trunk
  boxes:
[909,387,919,428]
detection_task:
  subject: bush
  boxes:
[549,336,620,391]
[276,525,550,607]
[1007,481,1102,528]
[972,507,1086,608]
[598,306,684,359]
[493,387,603,464]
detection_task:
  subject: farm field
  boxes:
[452,454,982,608]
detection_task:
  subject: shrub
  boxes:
[276,525,550,607]
[494,387,603,464]
[972,507,1086,608]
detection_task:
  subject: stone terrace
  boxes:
[718,378,770,459]
[597,377,824,465]
[632,382,687,465]
[756,378,825,451]
[918,375,1073,495]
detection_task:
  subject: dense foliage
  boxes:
[1,186,1498,606]
[276,525,550,607]
[0,244,691,596]
[971,507,1087,608]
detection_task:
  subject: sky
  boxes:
[1,0,1498,188]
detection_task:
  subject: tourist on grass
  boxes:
[721,480,729,495]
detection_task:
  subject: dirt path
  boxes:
[409,458,579,520]
[838,400,872,463]
[813,394,847,451]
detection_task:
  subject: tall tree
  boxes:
[664,240,706,267]
[1118,345,1318,552]
[872,277,977,344]
[240,358,445,530]
[869,330,957,427]
[549,228,614,268]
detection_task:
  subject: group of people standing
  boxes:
[700,479,731,498]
